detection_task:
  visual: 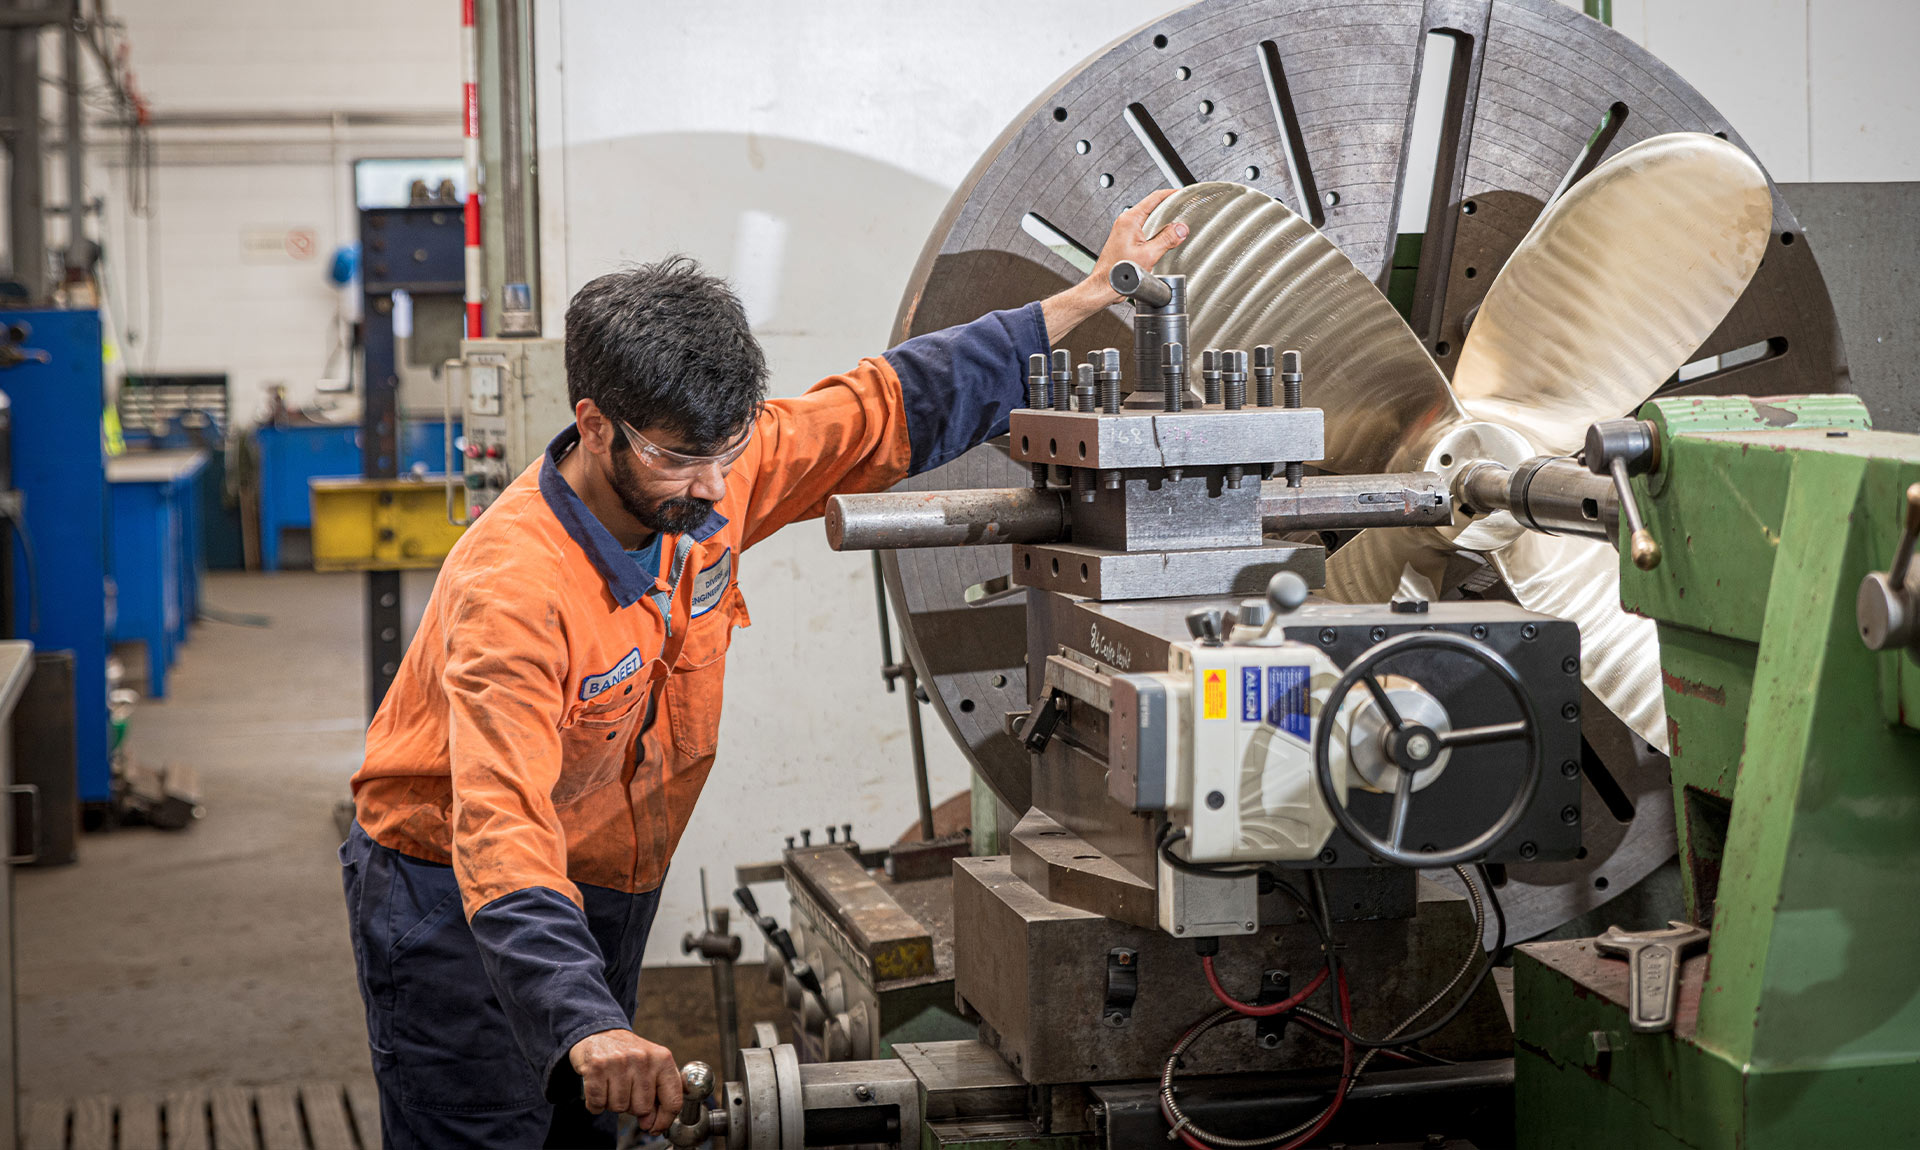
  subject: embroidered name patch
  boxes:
[690,549,733,619]
[580,647,643,701]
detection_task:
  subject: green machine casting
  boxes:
[1514,394,1920,1148]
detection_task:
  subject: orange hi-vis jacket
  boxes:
[349,303,1047,1085]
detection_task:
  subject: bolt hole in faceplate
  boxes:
[886,0,1845,943]
[1781,231,1796,245]
[1199,99,1214,116]
[1245,165,1260,180]
[959,699,976,713]
[1221,131,1238,147]
[1595,877,1610,890]
[1053,106,1068,122]
[1464,266,1477,278]
[1076,139,1091,155]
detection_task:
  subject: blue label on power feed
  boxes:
[1267,665,1310,740]
[1241,666,1263,722]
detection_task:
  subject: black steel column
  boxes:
[359,206,464,717]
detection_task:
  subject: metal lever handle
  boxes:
[665,1062,715,1148]
[1889,482,1920,590]
[1608,456,1661,571]
[1110,259,1172,308]
[1857,483,1920,652]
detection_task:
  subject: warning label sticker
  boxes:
[1202,669,1228,720]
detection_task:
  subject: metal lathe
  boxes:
[661,2,1920,1147]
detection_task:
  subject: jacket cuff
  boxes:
[469,885,633,1091]
[885,301,1051,475]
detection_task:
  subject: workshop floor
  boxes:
[16,569,779,1110]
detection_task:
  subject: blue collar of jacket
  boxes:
[539,425,729,610]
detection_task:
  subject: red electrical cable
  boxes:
[1202,954,1328,1017]
[1162,967,1356,1150]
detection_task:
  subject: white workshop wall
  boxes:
[1553,0,1920,182]
[85,0,462,418]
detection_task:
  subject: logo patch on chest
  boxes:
[690,549,733,619]
[580,647,644,701]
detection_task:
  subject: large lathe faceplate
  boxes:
[884,0,1846,941]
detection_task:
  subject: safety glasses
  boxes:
[618,417,754,477]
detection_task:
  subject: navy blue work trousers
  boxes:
[340,822,662,1148]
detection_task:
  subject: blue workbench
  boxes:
[109,450,209,699]
[2,309,112,803]
[253,420,454,571]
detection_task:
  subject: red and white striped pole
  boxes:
[461,0,484,338]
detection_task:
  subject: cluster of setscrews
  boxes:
[1028,344,1304,497]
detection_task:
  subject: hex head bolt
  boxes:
[1051,349,1077,486]
[1096,347,1123,414]
[1096,350,1124,490]
[1162,342,1187,482]
[1222,349,1249,488]
[1200,348,1223,406]
[1026,353,1050,488]
[1282,349,1304,488]
[1162,341,1186,414]
[1253,345,1277,479]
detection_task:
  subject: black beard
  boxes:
[608,444,714,535]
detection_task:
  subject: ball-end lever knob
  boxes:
[1185,608,1227,647]
[1110,259,1173,308]
[1259,572,1310,638]
[666,1062,716,1148]
[1268,572,1309,615]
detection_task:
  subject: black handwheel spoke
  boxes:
[1361,674,1405,729]
[1312,629,1545,870]
[1438,721,1529,748]
[1387,768,1416,850]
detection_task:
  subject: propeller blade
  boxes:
[1145,183,1464,475]
[1321,526,1457,608]
[1488,531,1667,752]
[1451,133,1772,455]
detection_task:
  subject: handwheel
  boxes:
[1312,631,1543,868]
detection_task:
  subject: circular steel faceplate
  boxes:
[883,0,1844,938]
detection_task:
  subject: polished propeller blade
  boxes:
[1321,525,1457,607]
[1144,182,1462,476]
[1450,133,1773,455]
[1488,531,1668,752]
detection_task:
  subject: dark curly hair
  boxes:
[564,256,768,450]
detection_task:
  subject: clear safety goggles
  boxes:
[618,417,754,477]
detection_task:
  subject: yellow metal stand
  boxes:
[309,477,467,571]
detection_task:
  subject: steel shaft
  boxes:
[827,474,1451,551]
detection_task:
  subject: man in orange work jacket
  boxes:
[342,193,1187,1147]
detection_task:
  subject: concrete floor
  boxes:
[15,569,787,1108]
[15,570,418,1100]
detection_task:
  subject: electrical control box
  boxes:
[1119,638,1347,869]
[447,337,570,520]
